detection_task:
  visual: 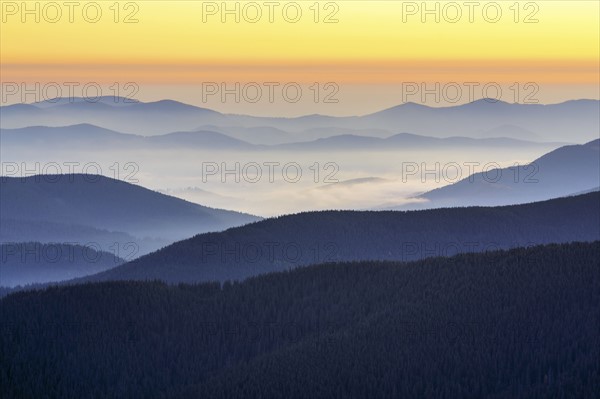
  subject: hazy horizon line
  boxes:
[3,96,599,120]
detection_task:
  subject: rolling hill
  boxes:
[0,124,565,152]
[2,98,598,142]
[0,124,254,150]
[79,192,600,284]
[0,242,124,287]
[0,98,229,135]
[0,175,261,254]
[395,139,600,210]
[2,241,598,398]
[275,132,566,151]
[0,218,160,256]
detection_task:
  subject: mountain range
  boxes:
[390,139,600,209]
[2,241,598,398]
[0,242,123,287]
[2,98,598,142]
[0,124,568,151]
[0,175,261,255]
[74,192,600,284]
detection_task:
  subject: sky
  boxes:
[1,0,599,115]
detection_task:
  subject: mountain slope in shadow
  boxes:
[395,139,600,210]
[80,192,600,284]
[2,98,598,141]
[0,174,261,249]
[0,242,124,287]
[2,242,598,398]
[1,124,566,151]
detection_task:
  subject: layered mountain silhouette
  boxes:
[0,98,228,135]
[74,192,600,284]
[0,124,254,150]
[196,125,395,145]
[2,242,598,398]
[3,93,600,398]
[0,218,150,254]
[2,98,598,142]
[0,124,566,151]
[0,175,261,255]
[393,139,600,209]
[275,132,566,151]
[0,242,123,287]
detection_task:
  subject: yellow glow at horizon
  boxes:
[1,1,598,83]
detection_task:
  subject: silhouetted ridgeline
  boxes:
[1,242,598,398]
[2,98,598,141]
[399,138,600,209]
[0,124,566,151]
[0,242,124,287]
[0,174,261,254]
[83,192,600,284]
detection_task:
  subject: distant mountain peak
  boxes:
[585,138,600,147]
[462,98,511,107]
[132,99,219,114]
[401,102,430,108]
[34,96,138,107]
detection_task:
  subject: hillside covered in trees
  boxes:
[1,242,599,398]
[0,174,261,255]
[83,192,600,284]
[0,242,123,287]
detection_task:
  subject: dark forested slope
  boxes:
[0,242,124,287]
[1,242,599,398]
[85,192,600,283]
[0,174,261,244]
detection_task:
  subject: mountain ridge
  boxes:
[74,192,600,285]
[0,174,262,254]
[2,98,597,141]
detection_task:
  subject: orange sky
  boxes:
[1,0,598,113]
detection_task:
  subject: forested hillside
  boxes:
[0,242,124,287]
[2,242,599,398]
[0,174,261,254]
[85,192,600,283]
